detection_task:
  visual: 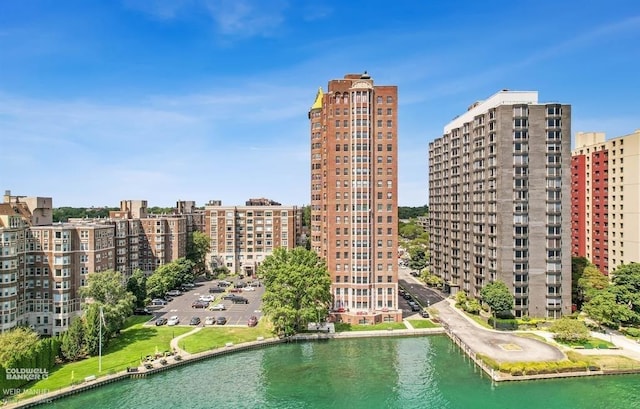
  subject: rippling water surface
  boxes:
[51,336,640,409]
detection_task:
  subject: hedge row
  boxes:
[498,360,598,376]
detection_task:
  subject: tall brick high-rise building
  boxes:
[309,72,401,324]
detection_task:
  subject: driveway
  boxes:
[399,267,565,363]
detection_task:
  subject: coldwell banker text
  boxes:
[5,368,49,381]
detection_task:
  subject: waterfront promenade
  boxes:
[6,284,640,407]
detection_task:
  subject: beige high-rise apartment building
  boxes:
[204,200,300,276]
[429,90,572,318]
[571,130,640,274]
[309,73,401,324]
[0,192,115,335]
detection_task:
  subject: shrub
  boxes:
[465,299,481,315]
[623,327,640,338]
[488,317,518,330]
[550,318,590,343]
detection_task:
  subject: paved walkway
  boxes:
[169,327,202,356]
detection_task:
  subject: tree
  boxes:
[583,290,636,329]
[408,246,428,271]
[610,263,640,317]
[83,303,103,356]
[549,318,590,343]
[399,222,424,240]
[127,269,147,307]
[146,258,195,298]
[480,281,514,318]
[577,265,609,303]
[571,256,589,309]
[0,327,39,368]
[259,247,331,336]
[61,317,86,361]
[186,231,211,276]
[81,270,135,347]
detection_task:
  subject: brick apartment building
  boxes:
[204,199,301,276]
[308,72,401,324]
[571,129,640,274]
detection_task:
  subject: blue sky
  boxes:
[1,0,639,207]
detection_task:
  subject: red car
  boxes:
[247,316,258,327]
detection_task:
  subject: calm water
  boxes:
[51,336,640,409]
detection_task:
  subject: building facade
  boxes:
[309,73,401,324]
[571,130,640,274]
[428,90,572,318]
[0,193,198,335]
[204,200,300,276]
[0,192,115,335]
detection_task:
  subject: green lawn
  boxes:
[407,319,440,329]
[23,316,191,394]
[179,323,275,354]
[335,322,407,332]
[559,337,615,349]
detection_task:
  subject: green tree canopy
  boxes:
[81,270,135,348]
[399,222,424,240]
[571,256,589,308]
[610,263,640,315]
[259,247,331,336]
[480,281,514,315]
[408,246,428,271]
[577,265,609,303]
[583,290,637,329]
[187,231,211,275]
[127,269,147,307]
[549,318,590,343]
[0,327,39,368]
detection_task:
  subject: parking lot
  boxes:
[145,279,265,328]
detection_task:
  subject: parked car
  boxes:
[151,299,168,306]
[155,317,168,326]
[243,286,256,292]
[411,304,421,312]
[403,293,412,300]
[182,283,196,288]
[247,316,258,327]
[410,271,420,277]
[192,300,209,309]
[166,289,182,297]
[189,316,201,326]
[231,297,249,304]
[217,281,231,288]
[204,316,215,325]
[209,303,226,311]
[134,308,152,315]
[209,286,225,293]
[199,295,215,302]
[223,294,240,300]
[234,281,247,288]
[167,316,179,326]
[420,310,430,318]
[215,316,227,325]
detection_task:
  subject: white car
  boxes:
[199,295,215,302]
[204,316,215,325]
[243,286,256,292]
[167,316,180,326]
[209,303,226,311]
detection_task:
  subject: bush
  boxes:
[488,317,518,330]
[550,318,590,343]
[623,327,640,338]
[465,299,481,315]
